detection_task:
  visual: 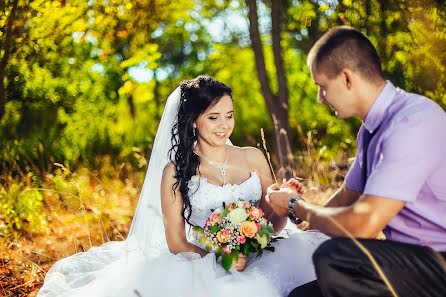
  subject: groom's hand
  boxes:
[282,178,304,195]
[266,184,295,217]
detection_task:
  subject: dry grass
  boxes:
[0,134,349,296]
[0,162,141,297]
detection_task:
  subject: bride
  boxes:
[38,75,329,297]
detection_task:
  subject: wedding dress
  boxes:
[37,87,329,297]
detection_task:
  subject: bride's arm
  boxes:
[246,148,288,233]
[161,163,208,257]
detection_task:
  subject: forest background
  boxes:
[1,0,445,295]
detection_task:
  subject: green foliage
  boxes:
[1,0,445,181]
[0,182,46,237]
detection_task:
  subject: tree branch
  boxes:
[246,0,275,110]
[271,0,288,108]
[0,0,19,120]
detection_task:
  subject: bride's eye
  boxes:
[208,116,218,120]
[226,114,233,119]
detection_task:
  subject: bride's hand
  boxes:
[282,178,304,195]
[232,253,247,271]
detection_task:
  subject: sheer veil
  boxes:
[127,85,232,252]
[126,86,181,252]
[38,87,181,296]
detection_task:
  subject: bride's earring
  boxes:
[193,124,196,137]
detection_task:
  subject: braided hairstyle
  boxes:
[169,75,232,225]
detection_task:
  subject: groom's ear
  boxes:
[341,68,354,90]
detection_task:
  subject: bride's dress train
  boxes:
[39,171,328,297]
[37,87,329,297]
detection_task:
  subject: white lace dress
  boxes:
[38,171,329,297]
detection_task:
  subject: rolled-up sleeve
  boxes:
[345,155,363,192]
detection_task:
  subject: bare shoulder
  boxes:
[162,162,176,184]
[240,146,265,159]
[239,146,269,170]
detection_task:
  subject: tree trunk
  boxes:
[246,0,296,179]
[0,0,19,121]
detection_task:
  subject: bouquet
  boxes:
[193,199,280,271]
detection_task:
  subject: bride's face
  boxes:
[195,94,234,147]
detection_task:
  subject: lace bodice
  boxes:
[186,171,262,227]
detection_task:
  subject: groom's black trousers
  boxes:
[288,237,446,297]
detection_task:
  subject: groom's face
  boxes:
[195,94,235,147]
[311,68,357,119]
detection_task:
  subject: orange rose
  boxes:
[250,207,263,220]
[217,231,229,243]
[240,221,257,238]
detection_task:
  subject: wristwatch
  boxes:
[288,196,303,225]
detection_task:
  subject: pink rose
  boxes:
[227,204,233,211]
[223,229,230,236]
[224,247,231,254]
[243,202,251,208]
[205,220,210,228]
[250,207,263,220]
[237,236,246,244]
[256,223,261,231]
[217,231,229,243]
[209,212,221,224]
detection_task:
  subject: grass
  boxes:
[0,159,142,296]
[0,138,347,297]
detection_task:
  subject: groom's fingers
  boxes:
[267,183,280,192]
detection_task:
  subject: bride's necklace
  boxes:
[194,148,228,185]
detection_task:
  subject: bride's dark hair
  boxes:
[169,75,232,225]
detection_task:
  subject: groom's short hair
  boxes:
[307,26,384,82]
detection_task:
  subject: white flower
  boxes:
[227,208,248,224]
[236,201,245,208]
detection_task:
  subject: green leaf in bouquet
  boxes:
[206,244,213,252]
[193,226,204,234]
[264,246,275,252]
[220,208,229,219]
[215,246,224,260]
[222,251,234,271]
[256,248,264,257]
[264,225,275,234]
[210,226,221,233]
[243,243,250,256]
[232,250,239,262]
[199,236,208,246]
[250,240,259,250]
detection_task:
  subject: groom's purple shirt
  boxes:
[345,81,446,252]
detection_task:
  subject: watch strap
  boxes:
[288,196,303,225]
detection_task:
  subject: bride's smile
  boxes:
[195,94,234,147]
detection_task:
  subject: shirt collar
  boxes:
[363,80,397,133]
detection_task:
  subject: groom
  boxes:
[267,26,446,297]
